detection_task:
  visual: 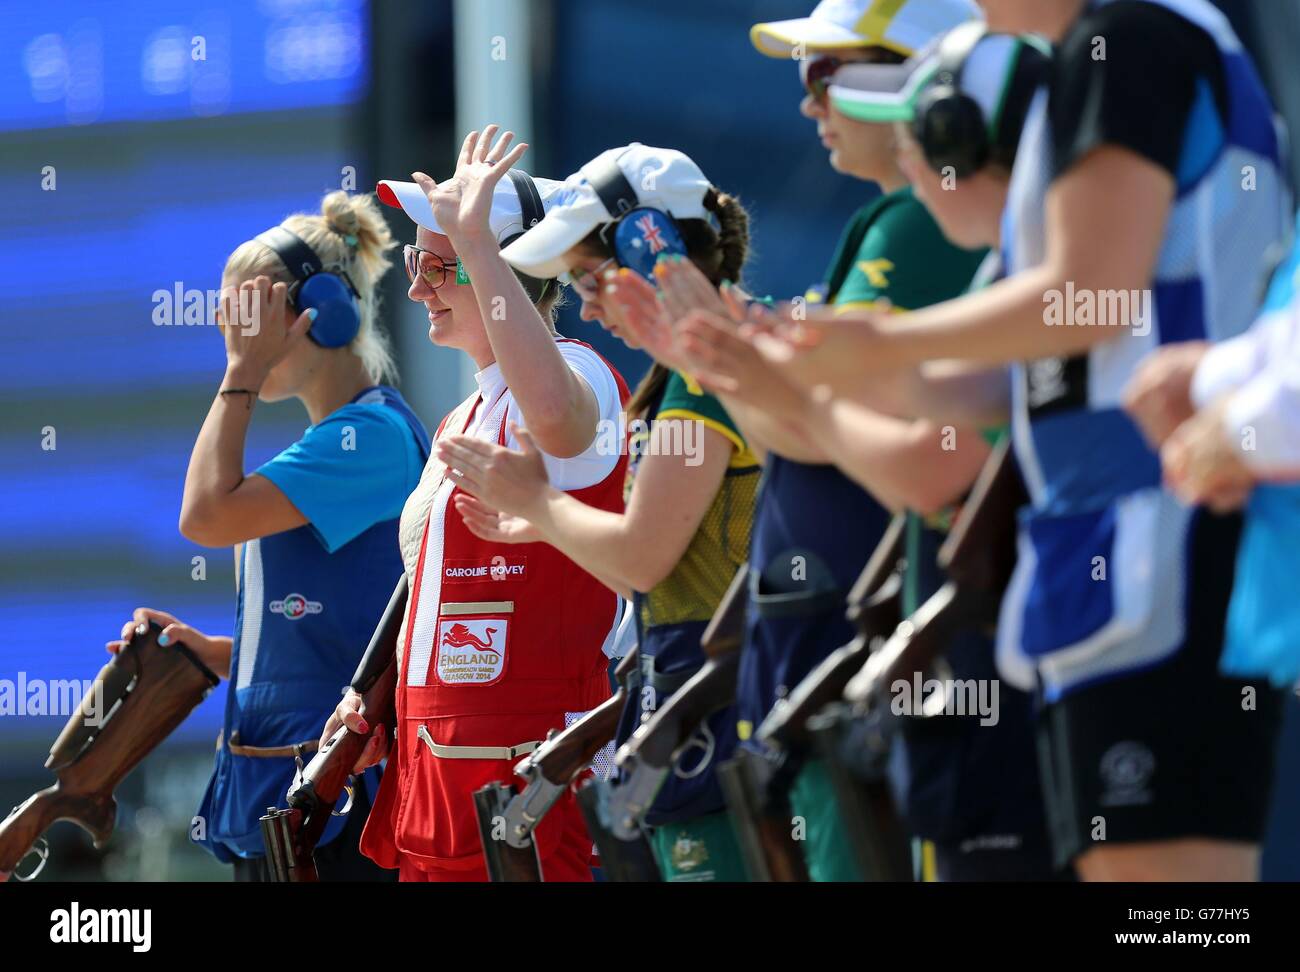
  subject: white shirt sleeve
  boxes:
[1193,300,1300,477]
[1222,358,1300,476]
[503,342,623,491]
[1191,306,1291,408]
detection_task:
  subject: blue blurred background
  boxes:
[0,0,1296,880]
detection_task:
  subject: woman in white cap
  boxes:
[326,126,632,883]
[435,143,761,881]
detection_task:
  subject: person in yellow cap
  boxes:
[670,0,991,882]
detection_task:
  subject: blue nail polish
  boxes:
[307,308,319,320]
[157,633,171,646]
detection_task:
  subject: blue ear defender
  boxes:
[609,208,688,280]
[255,226,361,348]
[587,155,689,281]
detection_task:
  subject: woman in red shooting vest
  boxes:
[320,126,630,882]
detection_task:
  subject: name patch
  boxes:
[443,557,527,583]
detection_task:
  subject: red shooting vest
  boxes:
[361,344,629,877]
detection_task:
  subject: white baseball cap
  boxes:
[376,170,567,245]
[750,0,980,59]
[830,26,1049,129]
[499,144,713,280]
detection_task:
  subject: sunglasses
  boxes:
[800,56,845,104]
[403,244,461,290]
[800,48,908,104]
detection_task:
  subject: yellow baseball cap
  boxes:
[751,0,981,59]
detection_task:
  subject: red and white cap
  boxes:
[376,170,567,244]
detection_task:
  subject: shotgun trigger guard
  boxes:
[334,781,355,817]
[14,836,49,882]
[672,724,715,780]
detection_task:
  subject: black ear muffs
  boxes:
[911,20,990,180]
[912,82,990,179]
[502,169,552,303]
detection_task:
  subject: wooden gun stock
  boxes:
[599,565,748,838]
[0,622,219,881]
[476,648,641,882]
[758,515,906,748]
[630,652,742,774]
[627,562,749,767]
[700,563,749,659]
[262,576,407,882]
[844,438,1027,707]
[810,441,1028,880]
[532,646,638,786]
[716,749,811,882]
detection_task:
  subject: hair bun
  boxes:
[322,192,362,240]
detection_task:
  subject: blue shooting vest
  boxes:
[195,386,430,861]
[999,0,1290,701]
[737,457,890,746]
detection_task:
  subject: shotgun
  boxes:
[475,647,640,882]
[714,747,811,882]
[843,436,1025,706]
[0,622,220,882]
[259,576,406,882]
[812,438,1028,880]
[581,564,749,879]
[605,564,748,839]
[757,513,906,750]
[717,514,906,882]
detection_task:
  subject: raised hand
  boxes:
[410,125,529,247]
[653,255,733,322]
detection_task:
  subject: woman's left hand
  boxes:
[435,423,552,519]
[410,125,528,247]
[1161,399,1257,512]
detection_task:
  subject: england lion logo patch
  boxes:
[435,617,507,684]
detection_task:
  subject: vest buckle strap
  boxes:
[225,730,320,759]
[416,724,540,761]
